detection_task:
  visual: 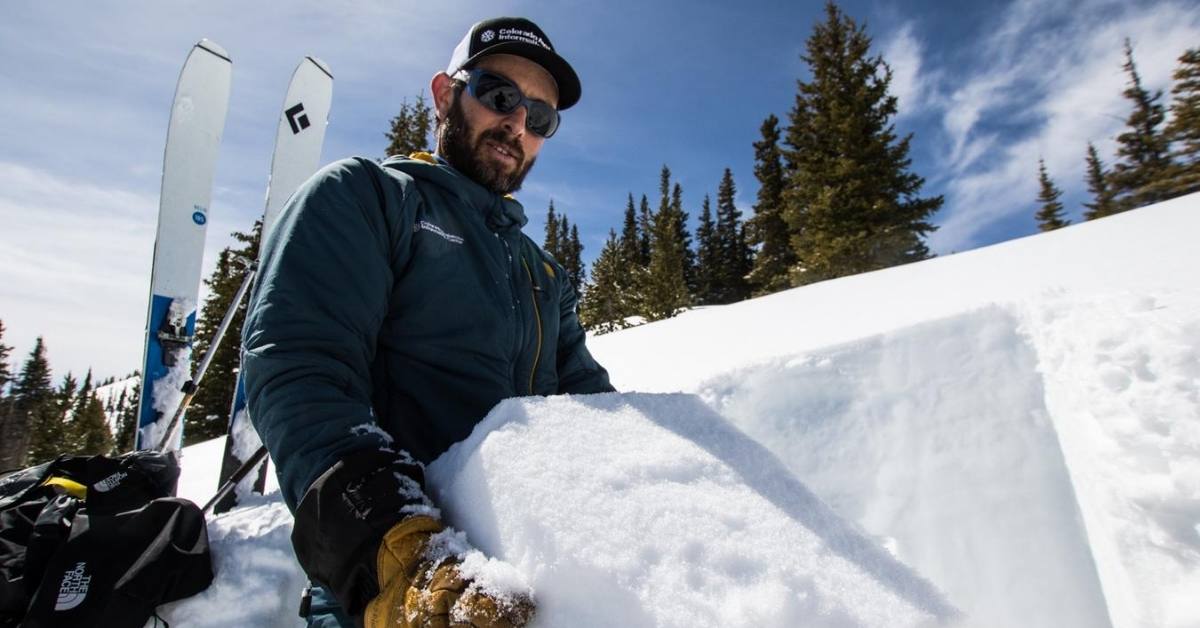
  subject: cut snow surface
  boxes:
[698,306,1111,626]
[167,193,1198,627]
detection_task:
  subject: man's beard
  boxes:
[438,93,536,195]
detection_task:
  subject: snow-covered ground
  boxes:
[165,192,1199,627]
[95,374,139,434]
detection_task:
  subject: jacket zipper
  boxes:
[500,235,524,393]
[521,256,544,395]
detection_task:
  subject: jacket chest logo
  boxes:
[413,220,464,245]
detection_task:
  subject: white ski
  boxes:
[135,40,232,451]
[214,56,334,510]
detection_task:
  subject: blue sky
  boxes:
[2,0,1198,380]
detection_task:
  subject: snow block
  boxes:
[427,392,956,628]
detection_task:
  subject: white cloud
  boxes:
[881,23,927,119]
[920,0,1200,253]
[0,162,157,380]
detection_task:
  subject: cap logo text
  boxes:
[498,28,550,50]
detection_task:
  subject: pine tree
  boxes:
[544,201,561,259]
[186,222,261,445]
[69,370,114,456]
[542,203,585,293]
[2,337,54,469]
[68,369,93,452]
[694,195,721,304]
[616,194,648,318]
[113,380,140,454]
[715,168,752,303]
[642,168,691,320]
[747,115,794,296]
[638,194,653,267]
[73,393,114,456]
[58,373,78,409]
[384,92,434,158]
[579,231,628,334]
[1083,143,1118,220]
[568,224,586,290]
[619,194,641,267]
[557,214,570,263]
[73,369,93,418]
[0,321,13,468]
[1035,159,1069,232]
[1109,39,1174,211]
[26,372,75,465]
[0,320,12,395]
[669,183,696,300]
[782,1,941,285]
[642,167,691,320]
[1164,47,1200,198]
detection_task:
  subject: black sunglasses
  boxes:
[462,69,560,139]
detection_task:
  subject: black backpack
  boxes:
[0,451,213,627]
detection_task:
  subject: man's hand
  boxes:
[364,515,536,628]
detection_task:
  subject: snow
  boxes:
[141,354,192,449]
[696,306,1111,626]
[163,192,1199,627]
[426,393,955,627]
[94,374,138,433]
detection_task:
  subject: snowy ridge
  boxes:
[169,192,1199,628]
[94,374,138,434]
[590,193,1200,393]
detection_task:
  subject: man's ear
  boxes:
[431,72,455,120]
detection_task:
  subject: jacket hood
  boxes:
[381,153,528,232]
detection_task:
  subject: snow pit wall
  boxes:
[700,305,1112,628]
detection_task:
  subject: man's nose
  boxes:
[502,104,527,138]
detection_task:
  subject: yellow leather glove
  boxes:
[364,515,536,628]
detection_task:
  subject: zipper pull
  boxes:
[298,583,313,618]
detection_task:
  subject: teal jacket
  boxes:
[242,154,613,511]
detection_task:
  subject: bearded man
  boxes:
[241,17,614,628]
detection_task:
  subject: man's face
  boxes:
[436,54,559,195]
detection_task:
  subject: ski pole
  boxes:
[203,444,268,514]
[156,263,257,451]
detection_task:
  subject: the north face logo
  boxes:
[480,29,495,43]
[55,562,91,611]
[93,471,127,493]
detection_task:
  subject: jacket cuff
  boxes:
[290,448,436,616]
